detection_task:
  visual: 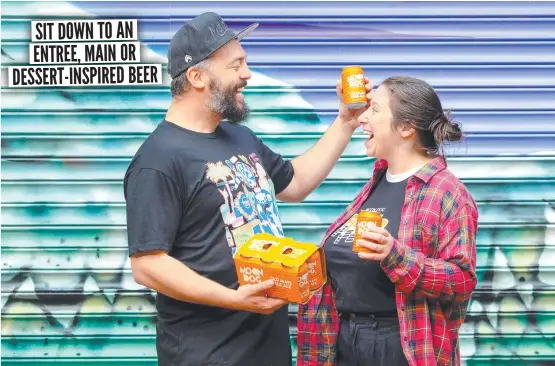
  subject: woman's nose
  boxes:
[357,114,369,126]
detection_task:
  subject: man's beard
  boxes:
[207,79,250,124]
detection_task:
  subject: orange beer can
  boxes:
[353,211,383,253]
[341,65,367,110]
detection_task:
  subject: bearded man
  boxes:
[123,12,371,366]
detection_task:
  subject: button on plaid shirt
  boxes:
[297,157,478,366]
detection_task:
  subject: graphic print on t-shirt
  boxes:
[205,153,284,249]
[330,209,389,245]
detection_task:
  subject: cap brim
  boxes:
[236,22,259,40]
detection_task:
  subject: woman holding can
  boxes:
[297,75,478,366]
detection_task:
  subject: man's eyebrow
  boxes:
[227,56,245,66]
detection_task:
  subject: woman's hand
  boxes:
[356,225,394,261]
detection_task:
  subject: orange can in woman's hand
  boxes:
[353,211,383,253]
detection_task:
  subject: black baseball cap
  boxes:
[168,12,258,79]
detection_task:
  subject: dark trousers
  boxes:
[337,312,408,366]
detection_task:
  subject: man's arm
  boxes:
[277,78,372,203]
[131,250,284,314]
[125,168,286,314]
[277,116,356,203]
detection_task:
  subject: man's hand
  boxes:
[337,76,374,130]
[233,280,288,314]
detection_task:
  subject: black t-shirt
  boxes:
[323,173,408,313]
[124,120,294,366]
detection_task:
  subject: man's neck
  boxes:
[165,96,221,133]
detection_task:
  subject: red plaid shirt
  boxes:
[297,156,478,366]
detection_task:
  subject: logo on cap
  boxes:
[208,18,229,41]
[185,55,192,63]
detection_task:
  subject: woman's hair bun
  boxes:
[430,110,463,144]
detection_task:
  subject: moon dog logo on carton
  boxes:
[233,233,327,304]
[239,266,264,283]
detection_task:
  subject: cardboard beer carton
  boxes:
[233,233,327,304]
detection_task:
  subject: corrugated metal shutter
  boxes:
[2,1,554,365]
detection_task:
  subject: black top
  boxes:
[323,174,408,313]
[124,120,294,365]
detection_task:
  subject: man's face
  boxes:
[204,40,252,123]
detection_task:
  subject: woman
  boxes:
[297,76,478,366]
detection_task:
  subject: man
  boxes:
[124,12,371,366]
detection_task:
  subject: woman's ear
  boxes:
[398,122,416,139]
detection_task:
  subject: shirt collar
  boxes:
[372,156,447,185]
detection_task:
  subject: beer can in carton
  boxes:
[275,247,311,305]
[296,242,326,291]
[353,211,383,253]
[234,233,281,285]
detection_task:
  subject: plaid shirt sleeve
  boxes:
[380,202,478,303]
[296,284,339,366]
